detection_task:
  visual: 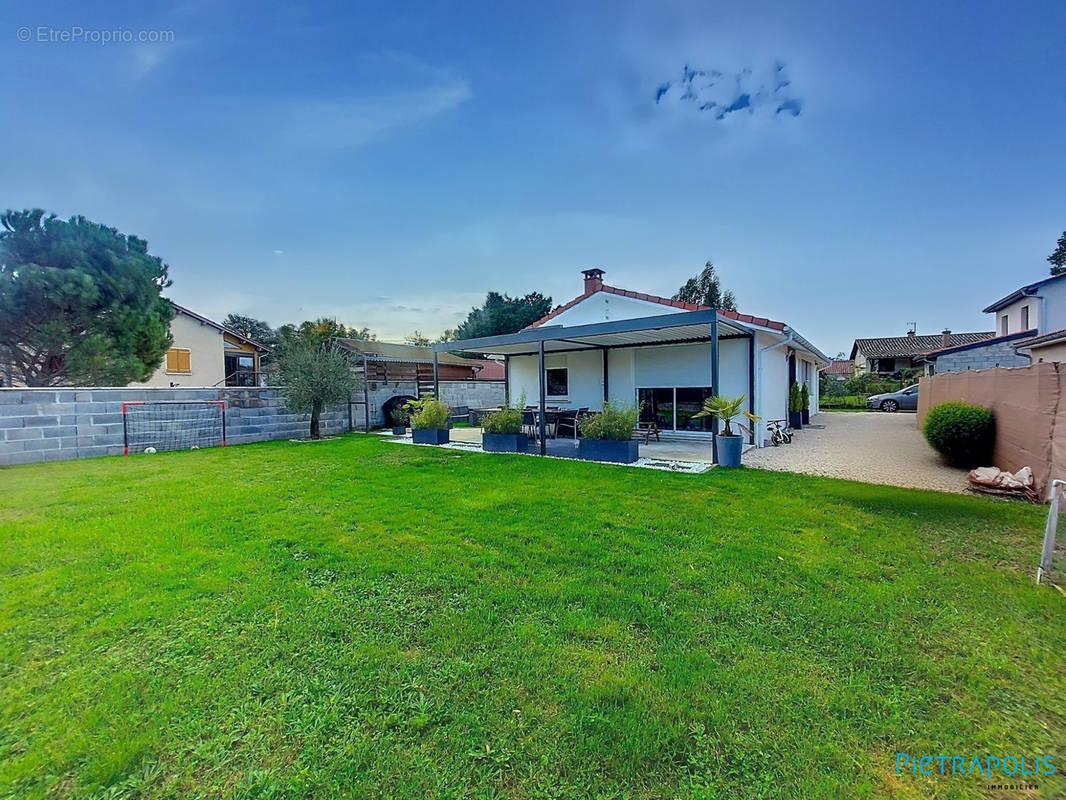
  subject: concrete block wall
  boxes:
[935,341,1030,374]
[0,387,348,467]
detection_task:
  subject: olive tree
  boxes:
[273,337,359,439]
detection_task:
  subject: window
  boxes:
[874,358,894,373]
[637,387,714,432]
[1021,305,1030,330]
[1001,315,1009,336]
[545,368,568,397]
[165,348,191,374]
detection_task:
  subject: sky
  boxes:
[2,0,1064,356]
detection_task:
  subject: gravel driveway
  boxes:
[744,411,970,493]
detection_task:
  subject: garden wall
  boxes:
[917,362,1066,497]
[358,380,506,428]
[0,387,349,467]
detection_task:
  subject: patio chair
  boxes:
[636,421,661,444]
[556,408,587,439]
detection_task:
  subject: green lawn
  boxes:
[1,436,1062,799]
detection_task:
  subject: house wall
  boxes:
[543,292,687,326]
[140,312,226,388]
[990,280,1066,336]
[1027,341,1066,363]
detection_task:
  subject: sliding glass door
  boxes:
[637,387,714,432]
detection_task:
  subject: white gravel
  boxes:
[744,411,970,493]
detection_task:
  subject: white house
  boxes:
[433,269,827,451]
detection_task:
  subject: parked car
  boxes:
[867,384,919,412]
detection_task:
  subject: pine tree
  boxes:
[673,261,738,311]
[0,209,174,386]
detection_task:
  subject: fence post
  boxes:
[1038,479,1063,583]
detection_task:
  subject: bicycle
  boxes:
[766,418,793,446]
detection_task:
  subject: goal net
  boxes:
[122,401,227,455]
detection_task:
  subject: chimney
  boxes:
[582,268,605,294]
[941,329,951,348]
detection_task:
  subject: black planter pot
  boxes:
[717,434,744,467]
[392,426,407,436]
[412,428,449,445]
[577,439,640,464]
[788,411,803,429]
[482,432,528,453]
[801,409,810,425]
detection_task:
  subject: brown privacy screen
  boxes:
[917,362,1065,498]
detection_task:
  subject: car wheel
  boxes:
[881,399,898,412]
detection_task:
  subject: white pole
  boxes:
[1038,479,1064,584]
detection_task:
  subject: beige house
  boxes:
[139,304,270,388]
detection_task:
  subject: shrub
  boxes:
[800,383,810,411]
[788,382,802,413]
[482,407,523,435]
[408,396,451,430]
[390,405,410,427]
[923,402,995,468]
[578,402,639,441]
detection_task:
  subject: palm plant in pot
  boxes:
[407,396,451,445]
[788,382,804,430]
[481,393,527,453]
[390,405,410,436]
[800,383,810,425]
[692,395,759,467]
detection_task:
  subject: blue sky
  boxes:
[2,0,1064,354]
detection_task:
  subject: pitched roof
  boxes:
[1015,327,1066,349]
[333,338,476,367]
[982,271,1066,313]
[526,284,787,332]
[823,359,854,375]
[850,332,993,360]
[170,302,271,352]
[920,328,1036,359]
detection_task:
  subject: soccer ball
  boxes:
[144,447,157,454]
[190,445,199,450]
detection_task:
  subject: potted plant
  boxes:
[800,383,810,425]
[788,382,803,430]
[692,395,759,468]
[481,395,528,453]
[390,405,410,436]
[408,396,451,445]
[576,402,641,463]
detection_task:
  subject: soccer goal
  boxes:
[122,401,227,455]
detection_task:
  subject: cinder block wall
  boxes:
[0,387,349,467]
[935,341,1030,373]
[358,380,506,428]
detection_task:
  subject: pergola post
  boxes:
[538,340,547,455]
[710,315,719,464]
[432,351,439,398]
[601,348,609,406]
[747,333,756,445]
[362,354,370,432]
[503,355,510,406]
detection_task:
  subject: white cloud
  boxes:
[280,81,472,149]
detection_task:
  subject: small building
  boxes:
[140,303,270,388]
[433,268,828,450]
[916,330,1034,375]
[1016,328,1066,364]
[822,359,854,381]
[850,329,993,377]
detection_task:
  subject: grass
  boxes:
[1,435,1063,799]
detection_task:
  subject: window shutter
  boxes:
[178,350,191,372]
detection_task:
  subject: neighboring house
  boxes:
[982,271,1066,338]
[433,269,828,448]
[850,330,993,377]
[140,303,270,388]
[332,338,485,392]
[821,359,854,381]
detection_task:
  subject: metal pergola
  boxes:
[431,309,769,461]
